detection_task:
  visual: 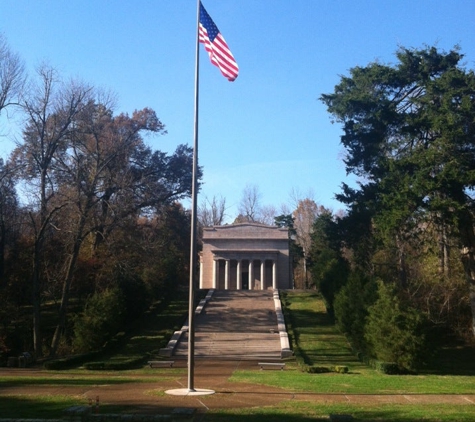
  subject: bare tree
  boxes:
[260,204,277,225]
[0,34,25,114]
[238,184,262,223]
[292,198,325,288]
[198,195,226,227]
[289,187,316,210]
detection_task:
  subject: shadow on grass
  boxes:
[0,396,184,419]
[0,396,80,418]
[290,309,334,336]
[2,393,475,422]
[204,406,475,422]
[427,345,475,376]
[289,307,360,367]
[204,415,328,422]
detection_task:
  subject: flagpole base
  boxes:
[165,388,215,396]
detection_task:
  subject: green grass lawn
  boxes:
[204,402,475,422]
[230,365,475,394]
[230,291,475,396]
[282,291,363,368]
[219,291,475,421]
[1,289,474,421]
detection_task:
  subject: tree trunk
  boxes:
[0,219,5,287]
[50,215,87,357]
[303,253,308,289]
[32,243,43,358]
[395,234,407,289]
[438,223,451,279]
[460,247,475,337]
[458,211,475,337]
[92,188,113,252]
[32,168,48,358]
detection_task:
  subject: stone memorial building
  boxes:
[200,223,291,290]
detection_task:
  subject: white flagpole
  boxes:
[187,0,201,392]
[164,1,214,397]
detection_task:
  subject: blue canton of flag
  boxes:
[199,2,239,82]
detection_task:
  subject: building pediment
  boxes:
[203,223,288,240]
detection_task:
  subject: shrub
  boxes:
[364,280,430,372]
[304,365,348,374]
[331,365,349,374]
[73,288,125,353]
[369,360,402,375]
[334,272,378,353]
[305,365,331,373]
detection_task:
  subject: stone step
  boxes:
[175,334,281,358]
[171,290,288,359]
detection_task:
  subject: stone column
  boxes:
[249,260,254,290]
[237,260,242,290]
[225,259,230,290]
[213,259,218,289]
[272,260,277,289]
[199,260,203,289]
[260,260,265,290]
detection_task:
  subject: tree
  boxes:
[12,67,196,356]
[238,184,262,223]
[321,46,475,336]
[0,34,24,288]
[259,204,278,225]
[275,214,304,288]
[12,65,92,357]
[72,287,124,352]
[48,103,184,356]
[365,280,430,372]
[334,272,377,353]
[0,159,18,286]
[234,184,279,225]
[292,198,327,288]
[309,210,349,307]
[198,195,226,227]
[0,34,25,115]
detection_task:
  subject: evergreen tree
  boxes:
[334,273,377,353]
[321,46,475,336]
[309,211,349,310]
[365,281,430,372]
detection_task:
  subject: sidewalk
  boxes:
[1,359,474,415]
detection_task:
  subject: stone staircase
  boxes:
[173,290,285,359]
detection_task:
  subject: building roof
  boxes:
[203,223,289,240]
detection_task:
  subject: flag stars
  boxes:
[200,13,219,42]
[199,2,239,82]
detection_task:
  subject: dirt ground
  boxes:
[1,358,475,418]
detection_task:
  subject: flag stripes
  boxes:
[199,2,239,81]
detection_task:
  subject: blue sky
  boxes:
[1,1,474,222]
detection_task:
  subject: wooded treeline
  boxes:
[0,35,198,360]
[1,37,473,372]
[308,46,475,371]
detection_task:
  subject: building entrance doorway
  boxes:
[242,273,249,290]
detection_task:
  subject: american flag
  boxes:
[199,2,239,82]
